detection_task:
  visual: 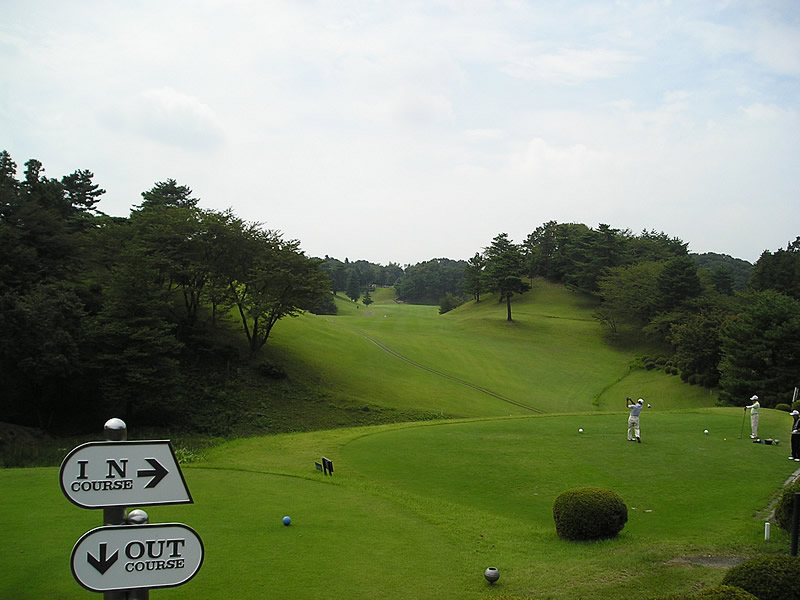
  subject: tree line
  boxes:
[3,148,797,431]
[0,151,330,431]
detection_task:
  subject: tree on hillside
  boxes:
[362,287,373,307]
[595,262,662,333]
[138,179,198,209]
[220,226,331,356]
[656,256,703,312]
[61,169,105,215]
[345,268,361,302]
[464,252,486,302]
[91,246,184,422]
[394,258,466,304]
[749,237,800,300]
[564,223,624,292]
[669,298,734,388]
[484,233,530,321]
[718,290,800,407]
[692,252,752,291]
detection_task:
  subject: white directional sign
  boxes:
[71,523,204,592]
[60,441,193,508]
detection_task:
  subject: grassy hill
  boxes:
[263,278,716,421]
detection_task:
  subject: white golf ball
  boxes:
[647,404,651,408]
[704,429,709,435]
[578,428,583,433]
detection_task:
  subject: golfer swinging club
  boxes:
[744,395,760,439]
[627,397,644,443]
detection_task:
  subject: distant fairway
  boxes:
[269,279,718,417]
[3,280,791,599]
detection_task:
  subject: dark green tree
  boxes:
[463,252,486,302]
[656,255,702,312]
[718,290,800,407]
[138,179,198,209]
[595,262,662,333]
[669,300,733,387]
[362,287,373,307]
[0,283,89,428]
[750,237,800,300]
[564,223,624,292]
[91,247,184,422]
[61,169,105,214]
[394,258,466,304]
[345,268,361,302]
[484,233,530,321]
[220,227,331,356]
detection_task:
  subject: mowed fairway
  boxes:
[3,409,796,599]
[2,280,794,599]
[268,280,718,416]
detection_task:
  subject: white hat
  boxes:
[637,398,644,404]
[751,395,759,400]
[792,410,799,416]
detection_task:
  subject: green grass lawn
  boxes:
[3,408,795,599]
[269,280,717,418]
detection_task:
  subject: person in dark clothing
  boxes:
[789,410,800,462]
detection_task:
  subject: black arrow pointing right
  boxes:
[87,543,118,575]
[137,457,168,488]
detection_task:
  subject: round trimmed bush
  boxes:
[773,482,800,532]
[552,487,627,541]
[721,555,800,600]
[775,403,791,413]
[694,585,758,599]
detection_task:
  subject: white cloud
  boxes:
[501,48,641,84]
[108,88,226,152]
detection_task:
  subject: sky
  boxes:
[2,1,798,266]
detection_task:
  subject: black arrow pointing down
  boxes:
[87,543,118,574]
[137,457,168,488]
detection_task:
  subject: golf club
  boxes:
[739,409,747,439]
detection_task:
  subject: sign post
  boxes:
[61,419,202,598]
[70,523,204,593]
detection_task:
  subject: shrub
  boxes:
[773,482,800,532]
[721,555,800,600]
[694,585,758,599]
[775,403,792,413]
[552,487,628,541]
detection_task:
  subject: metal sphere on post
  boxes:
[127,510,150,600]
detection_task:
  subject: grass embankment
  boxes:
[268,280,717,419]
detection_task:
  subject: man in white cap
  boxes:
[790,410,800,462]
[744,395,760,439]
[626,397,644,443]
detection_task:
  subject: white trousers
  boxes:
[751,413,759,437]
[627,416,640,440]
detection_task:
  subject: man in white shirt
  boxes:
[627,397,644,443]
[744,395,760,439]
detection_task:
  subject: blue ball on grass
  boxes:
[282,516,292,526]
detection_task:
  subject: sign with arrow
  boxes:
[71,523,204,592]
[59,441,193,508]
